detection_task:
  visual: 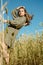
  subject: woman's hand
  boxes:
[16,6,25,9]
[0,15,2,21]
[23,23,28,26]
[0,15,8,23]
[4,20,7,23]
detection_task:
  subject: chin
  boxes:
[20,15,23,17]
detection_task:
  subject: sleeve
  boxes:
[8,17,26,28]
[11,8,18,19]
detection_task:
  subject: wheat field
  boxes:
[0,32,43,65]
[9,32,43,65]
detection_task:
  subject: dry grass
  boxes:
[0,31,43,65]
[0,31,9,65]
[9,32,43,65]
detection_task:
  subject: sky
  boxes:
[0,0,43,37]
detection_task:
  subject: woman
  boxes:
[0,6,33,48]
[5,6,33,27]
[0,6,33,64]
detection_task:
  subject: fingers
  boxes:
[16,6,25,9]
[0,15,2,21]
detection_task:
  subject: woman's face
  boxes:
[19,8,26,17]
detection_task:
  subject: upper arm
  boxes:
[9,17,26,28]
[11,9,18,19]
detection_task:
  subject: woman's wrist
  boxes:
[5,20,10,23]
[4,20,7,23]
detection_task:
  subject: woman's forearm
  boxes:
[11,8,18,18]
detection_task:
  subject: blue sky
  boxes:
[0,0,43,37]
